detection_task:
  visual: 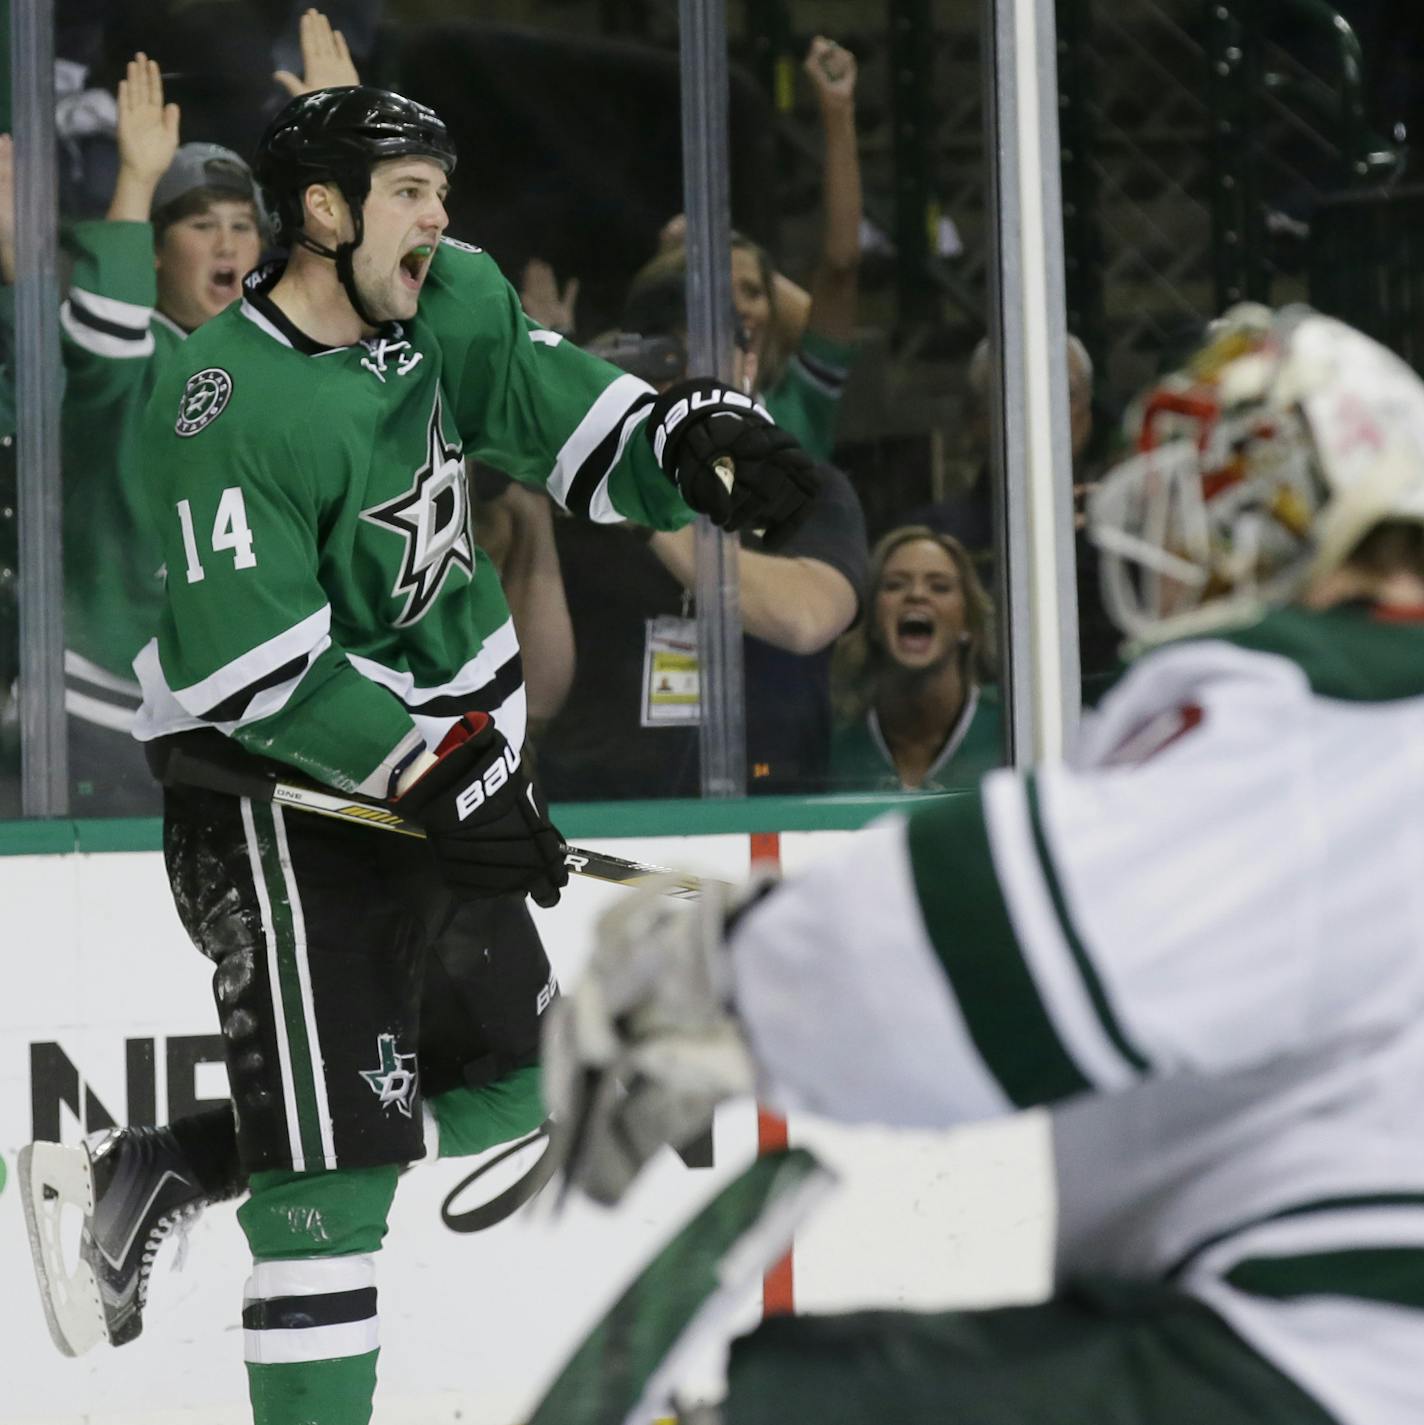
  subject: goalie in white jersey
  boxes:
[546,306,1424,1425]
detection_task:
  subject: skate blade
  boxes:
[17,1142,108,1357]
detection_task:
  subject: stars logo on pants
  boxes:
[360,390,474,626]
[360,1033,419,1118]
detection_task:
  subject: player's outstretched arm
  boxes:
[431,244,819,540]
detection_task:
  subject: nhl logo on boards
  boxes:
[176,367,233,437]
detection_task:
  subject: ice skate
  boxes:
[20,1126,207,1355]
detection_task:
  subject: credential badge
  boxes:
[176,367,233,437]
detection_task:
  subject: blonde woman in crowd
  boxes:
[829,525,1002,791]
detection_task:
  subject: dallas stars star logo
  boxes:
[360,390,473,626]
[360,1033,419,1118]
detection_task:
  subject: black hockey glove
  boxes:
[646,378,820,549]
[395,714,568,908]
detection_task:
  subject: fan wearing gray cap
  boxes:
[0,40,354,817]
[38,55,265,814]
[100,55,265,335]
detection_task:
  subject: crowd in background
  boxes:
[4,0,1415,816]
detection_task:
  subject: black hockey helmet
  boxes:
[253,85,456,327]
[254,85,456,248]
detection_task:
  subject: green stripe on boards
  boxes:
[906,791,1092,1108]
[1226,1246,1424,1310]
[250,802,325,1169]
[1024,776,1151,1074]
[247,1352,379,1425]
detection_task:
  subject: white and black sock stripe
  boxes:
[243,1256,379,1366]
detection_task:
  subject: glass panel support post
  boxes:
[679,0,746,798]
[11,0,69,814]
[982,0,1081,765]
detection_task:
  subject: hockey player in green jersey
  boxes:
[2,22,361,811]
[544,307,1424,1425]
[18,84,817,1425]
[1,56,266,811]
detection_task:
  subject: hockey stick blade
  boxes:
[157,740,719,900]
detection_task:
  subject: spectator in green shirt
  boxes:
[829,525,1003,792]
[0,14,356,816]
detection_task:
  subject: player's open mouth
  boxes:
[399,244,434,290]
[210,266,238,298]
[896,612,937,655]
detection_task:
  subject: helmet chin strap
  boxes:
[293,205,384,333]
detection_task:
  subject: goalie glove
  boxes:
[395,713,569,908]
[542,877,769,1207]
[646,378,820,548]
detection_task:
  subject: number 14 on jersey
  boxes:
[177,487,258,583]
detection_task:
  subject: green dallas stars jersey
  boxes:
[729,604,1424,1425]
[133,239,693,793]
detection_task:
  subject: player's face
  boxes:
[154,200,262,331]
[352,158,450,324]
[874,538,968,672]
[731,246,771,364]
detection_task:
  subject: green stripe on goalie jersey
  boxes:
[1224,1246,1424,1310]
[1025,776,1150,1073]
[906,792,1092,1106]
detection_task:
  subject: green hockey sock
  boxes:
[246,1352,380,1425]
[430,1064,545,1158]
[239,1165,399,1425]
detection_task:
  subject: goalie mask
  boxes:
[1088,306,1424,643]
[254,85,457,327]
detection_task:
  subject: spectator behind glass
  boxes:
[911,332,1121,679]
[829,526,1002,792]
[537,331,867,801]
[467,466,575,740]
[0,17,356,816]
[595,36,861,464]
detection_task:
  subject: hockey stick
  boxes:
[153,739,715,901]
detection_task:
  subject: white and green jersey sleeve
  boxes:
[730,605,1424,1425]
[133,240,695,793]
[60,220,188,693]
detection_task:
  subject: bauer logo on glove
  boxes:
[454,740,520,820]
[646,377,821,548]
[395,713,568,907]
[649,385,772,465]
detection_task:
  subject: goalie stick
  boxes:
[529,1148,836,1425]
[151,738,716,901]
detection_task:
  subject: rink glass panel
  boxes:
[2,0,1130,826]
